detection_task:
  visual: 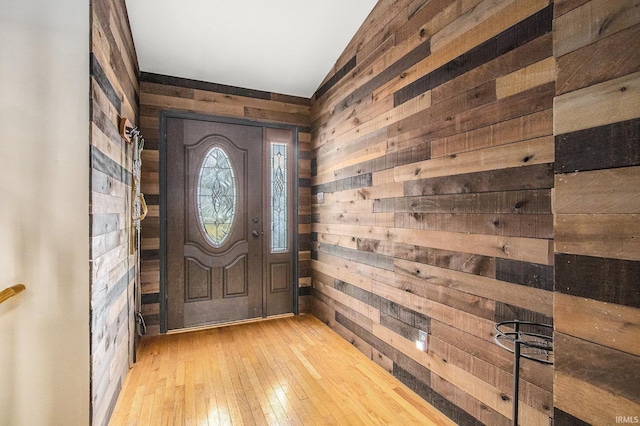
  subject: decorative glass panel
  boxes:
[197,146,236,247]
[271,143,288,252]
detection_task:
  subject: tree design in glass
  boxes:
[271,143,287,252]
[197,146,236,247]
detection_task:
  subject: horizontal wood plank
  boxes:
[405,163,554,196]
[555,213,640,261]
[553,0,640,57]
[555,332,640,404]
[554,118,640,173]
[377,189,552,214]
[430,32,553,107]
[555,371,640,425]
[495,57,555,99]
[556,23,640,95]
[555,253,640,308]
[430,109,552,158]
[554,293,640,356]
[313,222,553,265]
[554,166,640,214]
[369,323,549,425]
[554,71,640,135]
[394,258,553,315]
[430,0,515,53]
[394,136,554,183]
[394,212,553,239]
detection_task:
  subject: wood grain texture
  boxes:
[554,166,640,214]
[90,1,139,425]
[139,75,312,330]
[554,293,640,357]
[91,53,121,114]
[427,372,510,426]
[495,258,553,291]
[554,71,640,135]
[394,258,553,316]
[375,323,549,425]
[334,310,540,425]
[388,85,554,157]
[315,56,356,99]
[553,408,590,426]
[555,332,640,403]
[431,318,553,390]
[427,334,552,421]
[394,136,554,183]
[333,39,432,115]
[495,57,555,99]
[555,213,640,261]
[555,372,640,425]
[430,32,553,107]
[313,222,552,265]
[368,239,496,278]
[553,0,640,425]
[396,80,499,137]
[111,315,456,425]
[553,0,640,57]
[394,212,553,238]
[405,163,554,195]
[556,23,640,96]
[310,2,556,423]
[554,118,640,174]
[555,254,640,307]
[429,0,516,53]
[394,3,553,106]
[430,109,553,158]
[377,189,552,214]
[554,0,590,17]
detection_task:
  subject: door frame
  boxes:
[158,110,300,333]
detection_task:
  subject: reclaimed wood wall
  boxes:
[138,74,312,335]
[552,0,640,424]
[310,0,557,424]
[90,0,139,425]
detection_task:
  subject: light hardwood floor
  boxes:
[109,314,454,425]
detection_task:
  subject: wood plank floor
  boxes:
[109,314,454,425]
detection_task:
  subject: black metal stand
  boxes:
[494,321,553,426]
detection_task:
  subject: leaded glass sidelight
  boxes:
[271,143,288,252]
[197,146,236,247]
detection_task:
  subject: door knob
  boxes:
[252,229,260,238]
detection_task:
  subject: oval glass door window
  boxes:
[197,146,237,247]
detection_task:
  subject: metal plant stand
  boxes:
[494,321,553,426]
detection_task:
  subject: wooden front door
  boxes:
[166,117,294,330]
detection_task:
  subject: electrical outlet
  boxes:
[416,330,429,351]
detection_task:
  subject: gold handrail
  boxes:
[0,284,26,304]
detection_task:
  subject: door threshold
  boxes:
[166,313,295,335]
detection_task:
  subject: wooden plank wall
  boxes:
[138,74,312,335]
[90,0,140,425]
[310,1,557,424]
[552,0,640,424]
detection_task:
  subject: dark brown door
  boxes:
[166,118,264,329]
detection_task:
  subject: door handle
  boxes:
[252,229,260,238]
[0,284,26,304]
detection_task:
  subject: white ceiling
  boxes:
[125,0,378,98]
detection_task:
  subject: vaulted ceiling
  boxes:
[125,0,378,98]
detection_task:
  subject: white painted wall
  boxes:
[0,0,90,424]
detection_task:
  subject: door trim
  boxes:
[159,110,300,333]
